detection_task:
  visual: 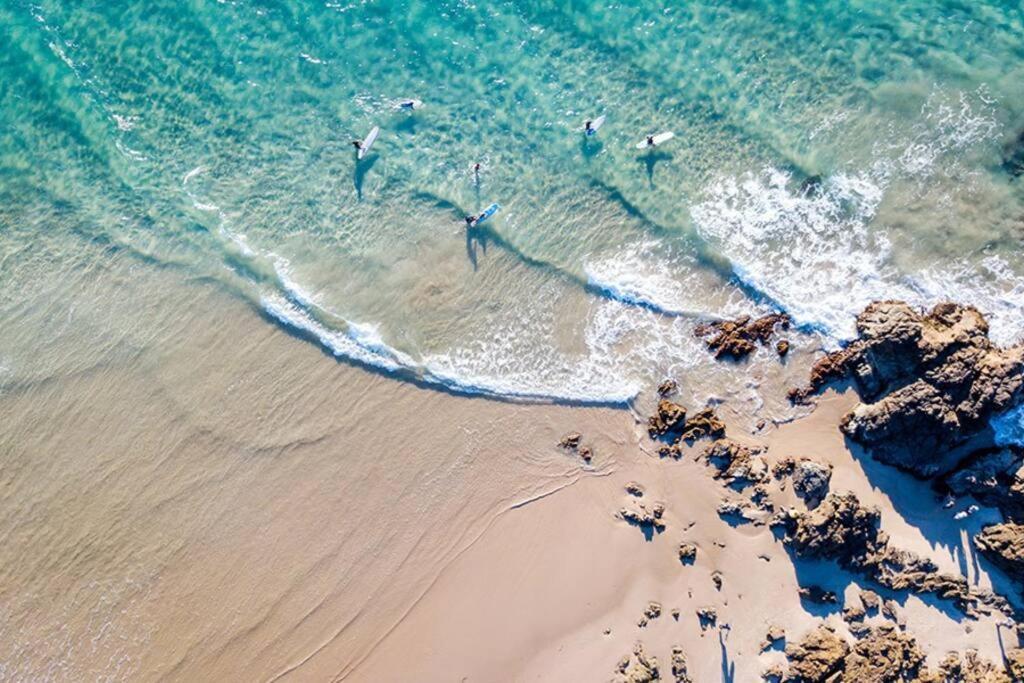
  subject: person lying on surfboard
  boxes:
[464,215,476,227]
[351,140,363,151]
[585,120,593,134]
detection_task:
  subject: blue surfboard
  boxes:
[471,203,500,228]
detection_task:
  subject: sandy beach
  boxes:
[2,256,1019,681]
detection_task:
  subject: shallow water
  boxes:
[2,0,1024,407]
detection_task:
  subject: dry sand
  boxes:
[0,258,1017,681]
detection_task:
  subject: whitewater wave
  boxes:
[690,89,1009,341]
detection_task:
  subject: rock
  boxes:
[784,625,849,682]
[696,606,717,631]
[670,646,692,683]
[579,446,592,462]
[679,408,726,442]
[842,604,866,623]
[625,482,645,497]
[648,399,687,438]
[776,339,791,357]
[616,642,660,683]
[944,448,1024,522]
[859,590,880,612]
[791,459,833,507]
[925,650,1013,683]
[842,624,925,682]
[643,602,662,621]
[558,432,582,450]
[703,439,769,488]
[881,599,899,622]
[678,542,697,565]
[671,608,680,620]
[789,301,1024,477]
[717,500,767,525]
[695,312,791,360]
[774,492,994,614]
[761,664,784,682]
[711,571,723,590]
[798,586,838,605]
[773,457,797,479]
[621,502,666,533]
[760,625,786,651]
[974,523,1024,576]
[658,378,678,397]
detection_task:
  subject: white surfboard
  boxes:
[358,126,379,160]
[395,99,423,111]
[635,131,674,149]
[585,115,606,136]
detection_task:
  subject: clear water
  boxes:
[3,0,1024,406]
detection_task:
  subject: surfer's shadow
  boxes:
[579,137,603,159]
[636,150,673,187]
[354,154,380,200]
[464,226,495,271]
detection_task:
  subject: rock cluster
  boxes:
[703,439,769,489]
[669,646,691,683]
[942,448,1024,521]
[621,500,666,534]
[788,301,1024,478]
[615,643,659,683]
[649,401,726,458]
[695,312,791,359]
[774,492,1007,615]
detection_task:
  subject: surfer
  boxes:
[646,135,655,147]
[584,120,593,134]
[351,140,363,151]
[464,215,477,227]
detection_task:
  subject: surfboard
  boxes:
[396,99,423,111]
[585,115,606,136]
[635,131,674,149]
[470,203,500,228]
[358,126,379,160]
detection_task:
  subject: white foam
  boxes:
[690,90,1005,341]
[583,241,745,319]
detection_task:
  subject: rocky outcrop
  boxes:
[651,402,727,458]
[678,542,697,564]
[615,643,660,683]
[791,460,832,507]
[648,400,687,438]
[774,492,1006,615]
[974,523,1024,577]
[695,313,791,360]
[621,500,666,533]
[789,301,1024,477]
[842,625,925,682]
[783,625,848,682]
[704,439,769,489]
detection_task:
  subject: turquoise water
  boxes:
[2,0,1024,405]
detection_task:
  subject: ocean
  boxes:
[3,0,1023,409]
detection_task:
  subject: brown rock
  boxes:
[648,399,687,438]
[703,439,769,488]
[974,522,1024,576]
[789,301,1024,477]
[678,542,697,564]
[679,407,726,442]
[696,607,717,631]
[695,312,791,360]
[859,589,880,612]
[558,432,582,450]
[798,586,838,605]
[760,624,786,652]
[842,624,925,682]
[776,339,791,356]
[670,646,691,683]
[616,642,660,683]
[658,378,678,396]
[784,625,849,682]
